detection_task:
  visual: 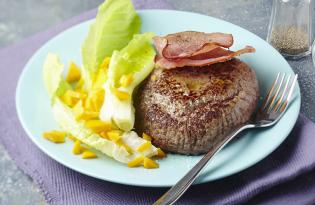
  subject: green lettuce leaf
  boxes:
[43,53,157,163]
[81,0,141,89]
[52,99,157,163]
[100,33,156,131]
[52,98,132,163]
[109,32,156,87]
[43,53,71,100]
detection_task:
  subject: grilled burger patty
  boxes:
[135,59,259,155]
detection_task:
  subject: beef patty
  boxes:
[135,59,259,155]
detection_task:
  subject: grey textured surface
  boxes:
[0,144,45,205]
[0,0,315,204]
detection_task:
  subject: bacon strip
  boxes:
[153,31,233,60]
[155,46,256,69]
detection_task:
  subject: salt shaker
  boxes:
[267,0,312,59]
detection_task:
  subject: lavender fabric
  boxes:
[1,0,315,204]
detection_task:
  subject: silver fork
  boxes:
[154,73,298,205]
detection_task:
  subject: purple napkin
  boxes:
[1,0,315,204]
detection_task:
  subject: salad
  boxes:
[43,0,165,169]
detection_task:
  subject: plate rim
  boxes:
[15,9,301,187]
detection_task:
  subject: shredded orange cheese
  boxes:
[128,156,144,167]
[85,120,111,133]
[137,141,152,152]
[113,89,130,101]
[122,144,133,154]
[43,131,66,143]
[143,157,159,169]
[68,135,77,142]
[107,130,121,142]
[82,150,97,159]
[142,133,152,141]
[75,78,84,91]
[99,131,109,140]
[72,140,82,155]
[61,90,87,107]
[66,62,81,83]
[157,148,166,158]
[90,89,105,111]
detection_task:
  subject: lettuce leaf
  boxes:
[100,33,156,131]
[81,0,141,89]
[52,99,132,163]
[43,53,157,163]
[43,53,71,100]
[109,32,156,88]
[52,99,157,163]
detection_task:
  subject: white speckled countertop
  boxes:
[1,0,314,204]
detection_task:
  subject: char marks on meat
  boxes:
[135,59,259,155]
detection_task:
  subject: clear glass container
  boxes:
[267,0,312,59]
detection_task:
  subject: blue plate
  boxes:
[16,10,300,187]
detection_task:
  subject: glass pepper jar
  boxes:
[267,0,312,59]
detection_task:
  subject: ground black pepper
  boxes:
[270,26,309,55]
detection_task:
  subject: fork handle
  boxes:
[153,124,255,205]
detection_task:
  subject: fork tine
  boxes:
[266,73,286,112]
[279,74,298,112]
[261,73,280,110]
[272,74,292,112]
